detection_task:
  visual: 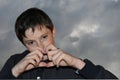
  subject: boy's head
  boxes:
[15,8,56,52]
[15,7,54,44]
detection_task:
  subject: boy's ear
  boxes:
[52,26,56,37]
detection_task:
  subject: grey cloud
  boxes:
[56,0,120,77]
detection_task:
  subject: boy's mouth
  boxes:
[41,54,52,63]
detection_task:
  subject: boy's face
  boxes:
[23,25,56,53]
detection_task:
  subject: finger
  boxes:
[29,50,44,63]
[32,49,43,61]
[45,44,57,52]
[47,51,54,61]
[14,56,37,73]
[47,62,54,67]
[52,50,61,66]
[42,55,48,61]
[25,64,35,71]
[26,53,40,66]
[25,58,37,70]
[41,55,52,63]
[38,61,54,67]
[33,54,41,65]
[55,52,63,67]
[47,48,60,60]
[48,48,59,51]
[38,62,48,67]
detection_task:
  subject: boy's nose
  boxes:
[37,43,46,53]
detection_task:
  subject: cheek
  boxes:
[43,37,54,47]
[26,46,36,52]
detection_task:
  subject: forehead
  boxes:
[25,25,50,38]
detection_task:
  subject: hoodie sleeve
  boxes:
[0,55,18,79]
[76,59,118,79]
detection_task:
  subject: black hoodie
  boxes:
[0,50,118,79]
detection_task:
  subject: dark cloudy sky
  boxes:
[0,0,120,78]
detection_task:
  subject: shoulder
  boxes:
[0,50,29,72]
[11,50,29,58]
[9,50,29,64]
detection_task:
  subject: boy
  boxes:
[0,7,118,79]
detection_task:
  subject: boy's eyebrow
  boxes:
[24,31,49,42]
[40,31,49,37]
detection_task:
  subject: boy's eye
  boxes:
[43,35,48,38]
[27,41,34,45]
[41,35,48,41]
